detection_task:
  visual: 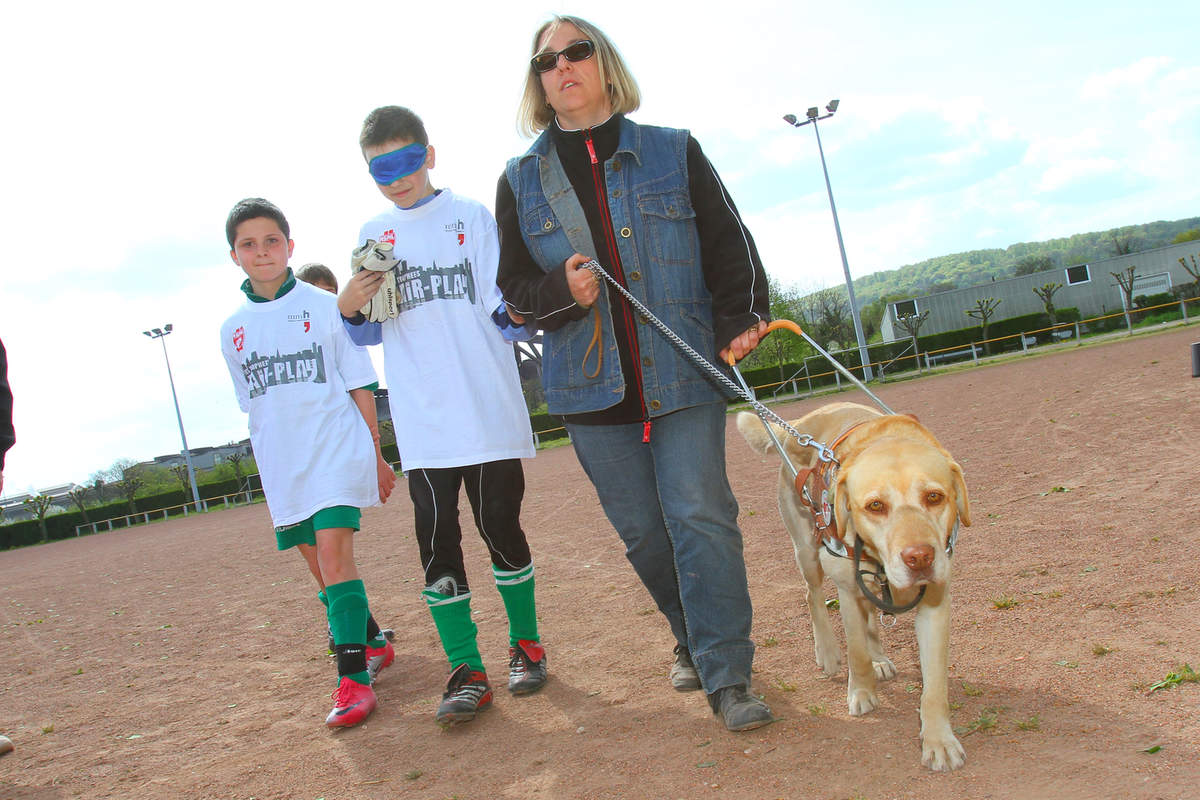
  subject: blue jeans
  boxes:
[567,401,755,694]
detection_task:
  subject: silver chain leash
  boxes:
[581,260,836,463]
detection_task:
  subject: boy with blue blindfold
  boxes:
[337,106,547,727]
[367,142,429,186]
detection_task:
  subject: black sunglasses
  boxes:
[530,40,595,73]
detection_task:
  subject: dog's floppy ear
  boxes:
[949,458,971,527]
[833,468,854,538]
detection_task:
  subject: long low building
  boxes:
[880,240,1199,342]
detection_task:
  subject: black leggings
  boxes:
[407,459,531,592]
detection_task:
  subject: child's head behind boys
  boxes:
[226,197,294,298]
[361,106,436,210]
[297,263,338,294]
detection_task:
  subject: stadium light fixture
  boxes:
[142,325,202,512]
[781,99,874,380]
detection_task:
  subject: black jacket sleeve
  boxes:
[686,137,771,351]
[495,174,592,332]
[0,339,14,471]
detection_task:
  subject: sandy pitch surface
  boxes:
[2,326,1198,799]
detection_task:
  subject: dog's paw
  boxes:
[847,687,879,716]
[921,732,966,772]
[815,642,842,677]
[873,657,897,681]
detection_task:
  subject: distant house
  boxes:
[144,440,252,472]
[880,240,1198,342]
[0,483,80,523]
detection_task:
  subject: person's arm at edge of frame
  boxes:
[0,339,14,495]
[687,136,771,363]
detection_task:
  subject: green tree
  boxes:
[896,310,930,370]
[965,297,1001,354]
[1172,228,1200,244]
[1110,266,1138,311]
[107,459,146,515]
[1032,282,1063,325]
[170,464,191,495]
[1014,254,1055,276]
[1109,228,1138,256]
[25,494,54,543]
[67,486,92,524]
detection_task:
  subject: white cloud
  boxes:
[1081,56,1171,99]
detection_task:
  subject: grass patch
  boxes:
[1092,643,1113,657]
[807,704,827,715]
[1016,715,1041,731]
[761,635,779,647]
[991,595,1019,610]
[955,706,1001,736]
[774,678,797,692]
[960,681,983,697]
[1146,664,1198,693]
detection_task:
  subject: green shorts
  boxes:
[274,506,361,551]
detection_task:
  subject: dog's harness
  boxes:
[579,260,957,615]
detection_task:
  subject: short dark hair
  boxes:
[226,197,290,248]
[360,106,428,150]
[297,263,338,292]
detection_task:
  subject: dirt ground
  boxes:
[2,324,1199,800]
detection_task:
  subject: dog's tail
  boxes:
[736,411,787,456]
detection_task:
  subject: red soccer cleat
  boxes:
[325,677,377,728]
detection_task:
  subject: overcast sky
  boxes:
[1,0,1197,495]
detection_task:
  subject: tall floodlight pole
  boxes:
[783,100,874,380]
[142,324,203,512]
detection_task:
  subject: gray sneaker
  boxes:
[710,685,774,732]
[670,644,701,692]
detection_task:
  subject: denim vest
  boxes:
[505,118,722,416]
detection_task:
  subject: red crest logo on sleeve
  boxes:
[381,229,396,246]
[457,233,465,245]
[233,326,245,352]
[304,321,311,332]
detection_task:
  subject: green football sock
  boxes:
[423,588,484,672]
[323,589,384,648]
[326,579,370,686]
[494,563,539,647]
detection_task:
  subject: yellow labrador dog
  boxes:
[737,401,971,771]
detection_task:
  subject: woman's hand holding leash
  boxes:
[565,253,601,308]
[720,320,770,364]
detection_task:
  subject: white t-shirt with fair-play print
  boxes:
[357,189,534,470]
[220,280,380,527]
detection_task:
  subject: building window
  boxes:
[893,299,918,318]
[1065,264,1090,285]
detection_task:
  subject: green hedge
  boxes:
[0,475,267,550]
[529,412,570,442]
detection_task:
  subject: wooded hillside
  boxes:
[849,216,1200,307]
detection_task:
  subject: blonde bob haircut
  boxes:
[516,15,641,138]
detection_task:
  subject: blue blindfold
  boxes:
[368,143,428,185]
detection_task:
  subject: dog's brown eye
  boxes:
[926,491,943,505]
[866,500,885,513]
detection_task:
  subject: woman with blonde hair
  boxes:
[496,15,773,732]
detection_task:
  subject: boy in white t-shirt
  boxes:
[295,263,397,654]
[220,198,396,729]
[338,106,546,726]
